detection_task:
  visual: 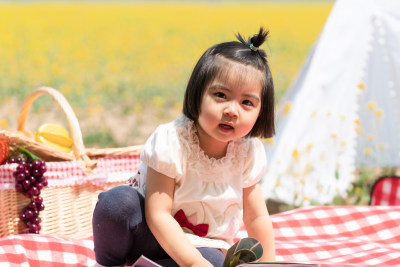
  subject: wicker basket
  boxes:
[0,87,143,238]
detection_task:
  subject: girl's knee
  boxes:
[94,185,144,222]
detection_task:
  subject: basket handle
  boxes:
[17,86,85,160]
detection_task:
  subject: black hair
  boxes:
[183,27,275,138]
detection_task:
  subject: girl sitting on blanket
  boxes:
[92,27,276,267]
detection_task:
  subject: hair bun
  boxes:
[236,27,269,52]
[249,27,269,49]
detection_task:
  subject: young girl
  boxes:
[92,27,276,267]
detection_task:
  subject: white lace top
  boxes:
[134,115,266,250]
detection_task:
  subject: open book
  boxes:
[132,237,319,267]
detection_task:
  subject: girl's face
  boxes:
[196,60,263,155]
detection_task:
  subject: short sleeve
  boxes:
[141,123,183,179]
[242,138,267,188]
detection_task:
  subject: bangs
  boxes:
[210,56,264,90]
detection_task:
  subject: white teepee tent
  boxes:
[262,0,400,206]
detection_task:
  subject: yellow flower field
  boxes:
[0,1,332,146]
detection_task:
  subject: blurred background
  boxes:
[0,0,333,148]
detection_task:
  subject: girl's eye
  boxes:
[214,92,226,99]
[242,100,254,106]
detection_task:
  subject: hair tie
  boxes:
[249,43,258,51]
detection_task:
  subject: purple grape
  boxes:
[15,157,22,163]
[16,173,26,182]
[32,160,41,169]
[26,162,33,171]
[28,223,38,233]
[28,186,39,197]
[16,164,26,173]
[35,196,43,205]
[37,203,45,211]
[30,217,41,225]
[29,176,36,184]
[32,209,39,218]
[25,210,34,219]
[42,178,48,187]
[19,213,27,222]
[35,182,43,190]
[8,158,16,164]
[22,180,31,190]
[39,165,46,175]
[31,169,41,178]
[28,201,36,210]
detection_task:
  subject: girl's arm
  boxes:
[145,167,213,267]
[243,182,276,262]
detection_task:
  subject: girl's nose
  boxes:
[223,102,239,118]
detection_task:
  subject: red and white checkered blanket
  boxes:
[1,206,400,266]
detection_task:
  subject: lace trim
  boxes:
[175,115,248,182]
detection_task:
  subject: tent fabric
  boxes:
[262,0,400,206]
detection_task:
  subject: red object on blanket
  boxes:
[1,206,400,267]
[370,176,400,205]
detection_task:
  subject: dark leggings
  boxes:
[92,185,225,266]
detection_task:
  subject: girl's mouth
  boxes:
[219,123,234,132]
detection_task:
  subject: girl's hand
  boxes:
[145,167,212,267]
[243,183,276,262]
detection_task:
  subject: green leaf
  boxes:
[17,147,42,161]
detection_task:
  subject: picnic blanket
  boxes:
[1,206,399,266]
